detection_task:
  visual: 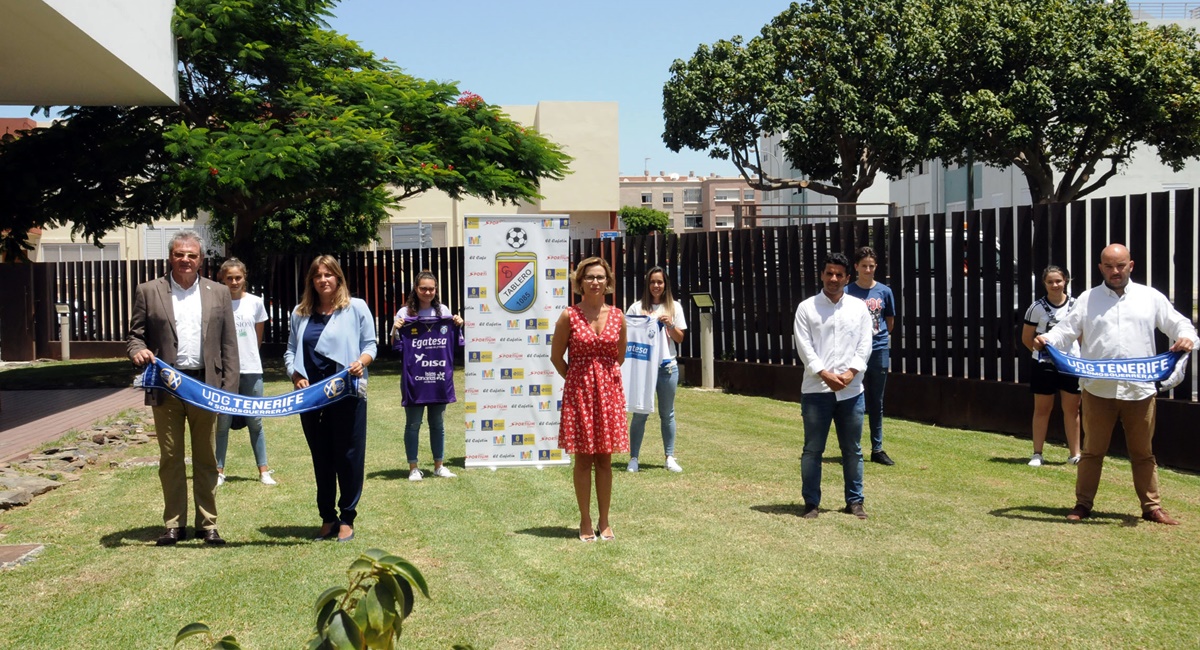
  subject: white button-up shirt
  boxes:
[793,291,873,399]
[170,274,203,370]
[1043,281,1198,400]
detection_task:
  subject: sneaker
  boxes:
[802,504,819,519]
[260,470,277,485]
[665,456,683,473]
[627,457,639,472]
[1028,453,1043,467]
[433,465,457,478]
[408,468,423,482]
[843,503,868,519]
[1068,455,1081,465]
[870,450,895,466]
[216,473,226,487]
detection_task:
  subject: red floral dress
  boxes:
[558,305,628,454]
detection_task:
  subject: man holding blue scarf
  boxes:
[128,231,239,545]
[1035,244,1196,525]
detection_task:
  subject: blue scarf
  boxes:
[138,358,361,416]
[1043,345,1187,383]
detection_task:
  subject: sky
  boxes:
[0,0,790,178]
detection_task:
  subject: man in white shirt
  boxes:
[793,253,874,519]
[1035,244,1197,525]
[128,231,239,545]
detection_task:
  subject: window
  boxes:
[40,242,122,262]
[662,191,674,204]
[143,225,218,259]
[391,223,446,250]
[684,215,703,229]
[714,189,739,202]
[743,189,754,201]
[715,218,733,228]
[683,188,701,203]
[641,192,653,204]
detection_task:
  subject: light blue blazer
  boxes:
[284,298,378,380]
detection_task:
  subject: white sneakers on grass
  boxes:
[260,470,277,485]
[216,473,226,487]
[433,465,457,478]
[1068,455,1082,465]
[1028,453,1044,467]
[408,468,423,481]
[665,456,683,473]
[627,457,639,473]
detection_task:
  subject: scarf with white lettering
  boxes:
[1043,345,1189,390]
[138,358,362,416]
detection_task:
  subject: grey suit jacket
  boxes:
[127,274,240,403]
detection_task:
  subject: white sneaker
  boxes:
[260,470,277,485]
[1068,455,1081,465]
[433,465,457,478]
[665,456,683,473]
[627,457,639,472]
[216,473,226,487]
[1028,453,1043,467]
[408,468,423,481]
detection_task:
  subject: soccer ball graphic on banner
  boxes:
[506,227,528,249]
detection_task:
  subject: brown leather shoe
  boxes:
[843,503,868,520]
[155,527,185,546]
[802,504,819,519]
[200,528,227,545]
[1142,508,1179,525]
[1066,505,1091,522]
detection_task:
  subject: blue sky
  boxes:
[1,0,790,177]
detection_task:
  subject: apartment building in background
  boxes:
[619,171,760,232]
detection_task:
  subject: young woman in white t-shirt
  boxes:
[215,258,275,485]
[1020,265,1081,467]
[626,266,686,473]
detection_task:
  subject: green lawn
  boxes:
[1,361,1198,649]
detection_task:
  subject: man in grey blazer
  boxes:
[127,230,239,546]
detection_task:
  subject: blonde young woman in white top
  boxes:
[626,266,686,473]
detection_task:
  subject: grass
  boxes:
[2,360,1199,648]
[0,358,143,389]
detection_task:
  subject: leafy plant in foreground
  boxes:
[174,549,429,649]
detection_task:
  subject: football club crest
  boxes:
[496,251,537,313]
[160,367,183,390]
[324,377,345,398]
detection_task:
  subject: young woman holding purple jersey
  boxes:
[392,271,464,482]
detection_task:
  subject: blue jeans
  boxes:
[801,392,865,507]
[863,349,889,453]
[404,404,447,464]
[215,373,268,469]
[629,362,678,458]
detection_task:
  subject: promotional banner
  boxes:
[463,215,570,468]
[395,316,459,406]
[1043,345,1187,383]
[138,358,360,416]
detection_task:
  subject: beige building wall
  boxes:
[386,100,620,245]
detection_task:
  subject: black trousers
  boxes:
[300,396,367,526]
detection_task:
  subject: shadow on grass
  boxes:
[751,503,807,518]
[367,468,410,481]
[100,526,309,547]
[988,505,1140,526]
[987,456,1069,467]
[513,526,577,539]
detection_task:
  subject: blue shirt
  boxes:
[302,314,336,382]
[845,282,896,351]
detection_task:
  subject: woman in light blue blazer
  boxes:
[285,255,377,542]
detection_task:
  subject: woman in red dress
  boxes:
[551,256,628,542]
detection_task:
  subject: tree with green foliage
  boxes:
[619,205,671,236]
[662,0,940,213]
[932,0,1200,204]
[0,0,570,264]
